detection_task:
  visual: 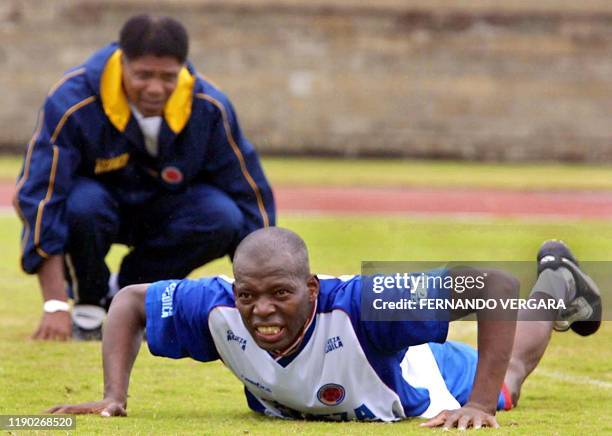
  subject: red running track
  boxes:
[274,186,612,219]
[3,183,612,218]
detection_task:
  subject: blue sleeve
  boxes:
[200,88,276,234]
[355,274,450,353]
[361,318,449,353]
[145,278,224,362]
[15,94,82,273]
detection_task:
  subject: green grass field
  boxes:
[262,157,612,191]
[1,157,611,435]
[6,155,612,190]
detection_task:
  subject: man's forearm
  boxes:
[38,255,68,301]
[469,319,516,412]
[469,271,518,412]
[102,286,147,405]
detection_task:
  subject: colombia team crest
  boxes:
[317,383,346,406]
[161,166,184,184]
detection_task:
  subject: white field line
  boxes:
[538,370,612,390]
[435,322,612,391]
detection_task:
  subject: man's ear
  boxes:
[307,275,320,302]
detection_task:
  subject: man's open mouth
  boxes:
[254,325,285,342]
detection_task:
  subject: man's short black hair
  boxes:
[119,14,189,63]
[233,227,311,280]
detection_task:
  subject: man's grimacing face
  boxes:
[121,54,182,117]
[233,256,319,353]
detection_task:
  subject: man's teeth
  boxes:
[257,326,280,335]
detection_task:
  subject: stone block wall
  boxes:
[2,0,612,161]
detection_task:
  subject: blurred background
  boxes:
[3,0,612,162]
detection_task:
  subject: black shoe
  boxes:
[537,240,602,336]
[72,323,103,341]
[71,304,105,341]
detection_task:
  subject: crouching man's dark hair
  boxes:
[119,14,189,63]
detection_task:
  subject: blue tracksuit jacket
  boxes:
[14,43,275,274]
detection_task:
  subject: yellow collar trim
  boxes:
[100,49,195,134]
[164,66,195,134]
[100,50,130,132]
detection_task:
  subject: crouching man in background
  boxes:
[14,14,275,340]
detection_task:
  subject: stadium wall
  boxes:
[2,0,612,161]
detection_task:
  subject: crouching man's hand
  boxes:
[420,403,499,430]
[32,311,72,341]
[46,399,127,417]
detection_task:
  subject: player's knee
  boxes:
[213,202,244,238]
[178,185,245,239]
[191,198,244,241]
[66,179,116,228]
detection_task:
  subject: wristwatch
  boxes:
[43,299,70,313]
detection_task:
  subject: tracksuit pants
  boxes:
[64,178,246,309]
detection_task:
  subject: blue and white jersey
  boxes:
[145,275,506,421]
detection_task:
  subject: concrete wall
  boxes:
[2,0,612,161]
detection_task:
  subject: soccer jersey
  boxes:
[145,275,507,421]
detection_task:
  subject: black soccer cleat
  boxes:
[537,240,602,336]
[72,323,103,341]
[71,304,105,341]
